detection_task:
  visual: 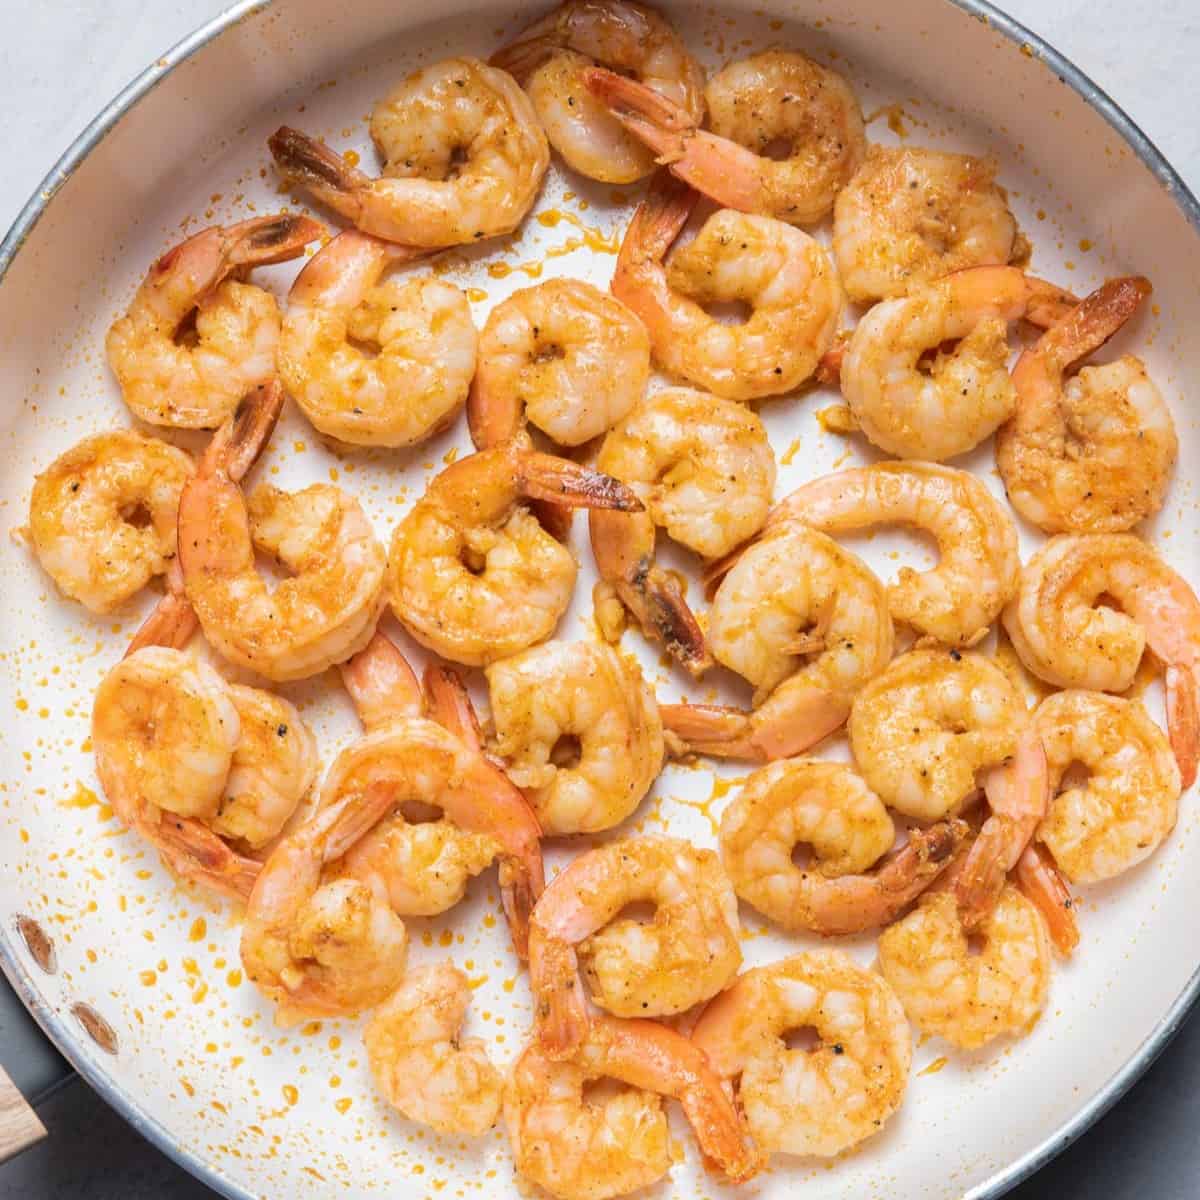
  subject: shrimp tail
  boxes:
[340,632,424,728]
[1021,276,1080,329]
[422,663,485,751]
[532,944,591,1059]
[620,169,698,263]
[223,213,326,268]
[1015,844,1079,956]
[701,542,748,600]
[156,812,261,902]
[1040,275,1152,372]
[488,34,555,80]
[518,453,643,512]
[616,565,712,676]
[268,126,368,219]
[126,558,197,655]
[1166,662,1199,790]
[318,780,402,863]
[498,860,540,961]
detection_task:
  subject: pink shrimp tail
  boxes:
[340,632,424,728]
[1166,663,1200,790]
[1015,844,1079,956]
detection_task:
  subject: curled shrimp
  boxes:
[178,383,388,681]
[240,781,409,1026]
[505,1014,760,1200]
[491,0,705,185]
[663,522,893,762]
[529,834,741,1055]
[840,266,1079,461]
[388,444,641,666]
[106,214,322,428]
[1033,690,1181,883]
[878,885,1050,1050]
[485,639,663,835]
[848,648,1034,823]
[833,146,1017,304]
[586,49,865,224]
[364,962,502,1136]
[590,387,775,674]
[692,950,912,1157]
[742,461,1020,647]
[270,58,548,248]
[719,759,967,934]
[611,173,842,400]
[997,276,1177,533]
[1003,533,1200,788]
[325,632,545,955]
[30,430,194,614]
[279,231,477,447]
[468,278,649,449]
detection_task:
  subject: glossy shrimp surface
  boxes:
[492,0,705,184]
[30,430,194,614]
[590,387,775,673]
[692,950,912,1157]
[611,173,842,400]
[270,58,548,248]
[280,231,477,447]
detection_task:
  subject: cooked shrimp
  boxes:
[30,430,194,614]
[841,266,1080,460]
[1003,533,1200,788]
[833,146,1017,303]
[611,173,842,400]
[586,50,865,224]
[1033,690,1180,883]
[92,646,260,901]
[750,461,1020,646]
[240,782,408,1026]
[590,387,775,673]
[388,444,641,666]
[719,759,967,934]
[106,214,322,428]
[505,1015,759,1200]
[485,640,662,834]
[326,633,545,954]
[491,0,705,184]
[468,278,649,449]
[269,58,548,248]
[848,648,1033,823]
[663,522,893,762]
[529,835,741,1054]
[996,276,1177,532]
[279,231,476,447]
[692,950,912,1157]
[1015,843,1080,956]
[364,962,502,1135]
[211,685,319,850]
[877,885,1050,1050]
[178,383,388,681]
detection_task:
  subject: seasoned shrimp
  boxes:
[586,49,865,224]
[1033,690,1180,883]
[833,146,1017,304]
[30,430,194,614]
[997,276,1177,532]
[468,278,649,448]
[491,0,705,184]
[364,962,502,1135]
[751,461,1020,646]
[848,648,1033,823]
[692,950,912,1157]
[485,640,663,834]
[505,1014,759,1200]
[279,231,477,447]
[529,835,741,1054]
[269,58,549,248]
[590,387,775,674]
[878,886,1050,1050]
[719,759,966,934]
[841,266,1079,460]
[663,523,893,762]
[388,445,641,666]
[326,632,545,954]
[241,782,409,1026]
[611,173,842,400]
[106,214,322,428]
[178,383,388,681]
[1003,533,1200,788]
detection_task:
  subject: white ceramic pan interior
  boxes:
[1,2,1198,1197]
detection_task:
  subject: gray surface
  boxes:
[1,0,1199,1197]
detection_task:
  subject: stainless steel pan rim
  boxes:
[1,2,1196,1196]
